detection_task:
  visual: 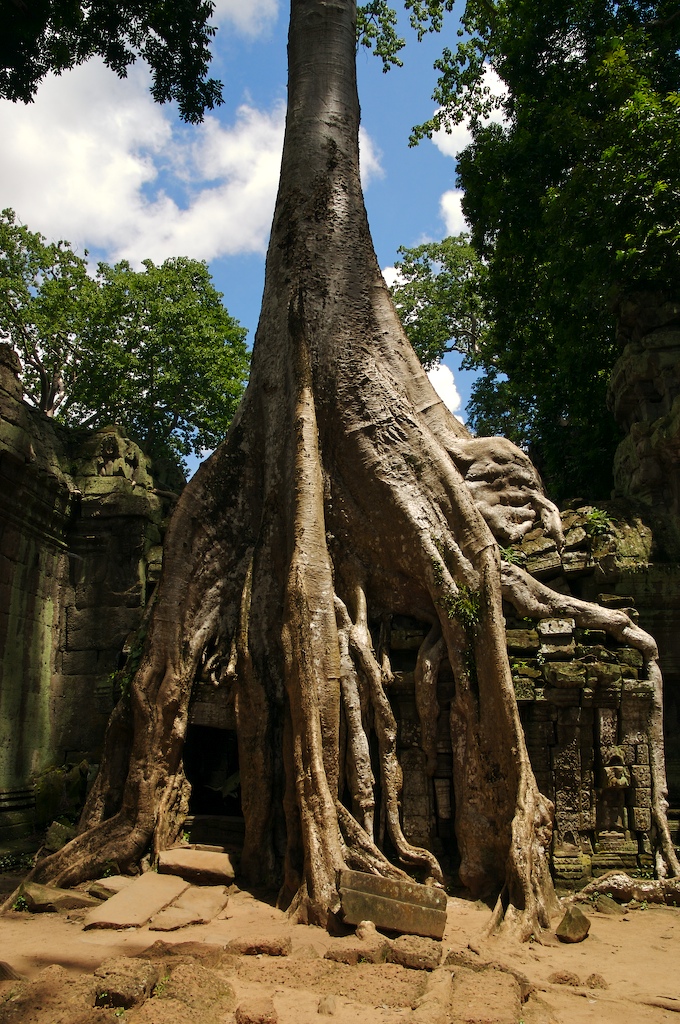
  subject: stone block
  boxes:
[157,848,237,884]
[512,676,535,701]
[338,869,447,939]
[545,662,586,688]
[631,764,651,788]
[587,662,622,687]
[544,686,583,707]
[540,639,576,660]
[636,742,650,765]
[618,648,644,669]
[538,617,575,639]
[632,806,652,831]
[562,550,592,576]
[387,934,441,970]
[632,787,652,808]
[94,957,159,1009]
[505,629,539,652]
[525,549,563,578]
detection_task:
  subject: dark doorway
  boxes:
[183,725,242,817]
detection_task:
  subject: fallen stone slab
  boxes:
[21,882,101,913]
[157,848,236,884]
[149,885,229,930]
[84,872,189,930]
[556,905,590,943]
[338,870,447,939]
[225,935,291,957]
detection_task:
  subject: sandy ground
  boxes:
[0,868,679,1024]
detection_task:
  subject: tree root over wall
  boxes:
[7,0,677,942]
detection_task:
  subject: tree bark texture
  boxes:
[15,0,677,938]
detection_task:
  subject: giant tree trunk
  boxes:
[18,0,677,939]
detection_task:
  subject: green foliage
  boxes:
[12,893,29,912]
[0,209,91,416]
[584,507,615,536]
[389,234,489,367]
[71,257,249,465]
[382,1,680,501]
[0,0,223,122]
[439,583,481,631]
[0,210,249,469]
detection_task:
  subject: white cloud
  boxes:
[439,190,468,236]
[427,363,462,416]
[212,0,279,36]
[0,60,285,265]
[381,265,403,290]
[0,56,385,268]
[432,65,507,161]
[359,127,384,187]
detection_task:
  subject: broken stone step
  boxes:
[87,875,136,900]
[338,869,447,940]
[149,885,229,931]
[84,872,190,930]
[21,882,102,913]
[157,848,237,885]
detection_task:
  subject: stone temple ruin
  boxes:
[2,312,680,885]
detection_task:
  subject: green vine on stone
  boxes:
[439,584,481,632]
[584,507,615,537]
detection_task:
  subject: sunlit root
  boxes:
[575,870,680,905]
[449,436,565,550]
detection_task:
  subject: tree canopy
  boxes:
[403,0,680,498]
[0,209,249,466]
[388,234,488,368]
[1,0,223,122]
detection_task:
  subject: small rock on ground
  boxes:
[595,893,626,916]
[548,970,581,986]
[585,972,608,989]
[318,994,337,1015]
[235,997,278,1024]
[21,883,101,913]
[556,905,591,943]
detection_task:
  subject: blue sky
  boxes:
[0,0,500,463]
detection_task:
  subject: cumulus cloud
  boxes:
[439,190,469,236]
[0,60,285,264]
[381,265,403,290]
[0,55,384,267]
[212,0,279,35]
[432,65,507,161]
[359,127,384,187]
[427,363,462,417]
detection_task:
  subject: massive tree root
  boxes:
[11,0,676,940]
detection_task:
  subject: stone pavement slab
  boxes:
[83,872,189,930]
[149,885,229,931]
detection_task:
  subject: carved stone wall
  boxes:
[391,503,680,887]
[0,346,174,839]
